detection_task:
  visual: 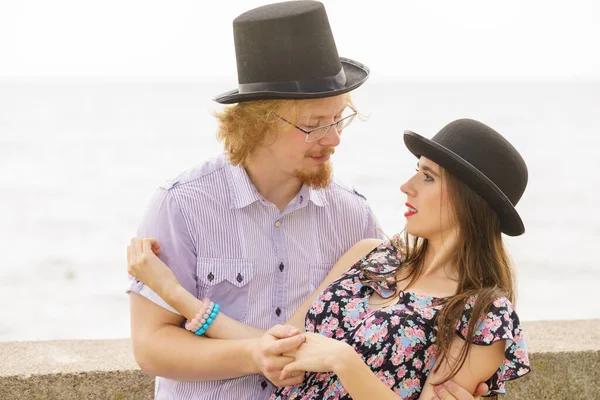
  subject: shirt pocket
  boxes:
[197,258,254,323]
[309,263,334,291]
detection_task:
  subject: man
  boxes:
[127,2,487,399]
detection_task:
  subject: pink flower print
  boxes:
[481,326,491,338]
[335,328,345,338]
[391,349,405,366]
[340,279,355,291]
[367,352,385,368]
[491,317,502,330]
[414,327,426,340]
[412,358,423,369]
[403,345,415,359]
[390,315,401,327]
[424,345,438,369]
[515,348,526,361]
[375,370,396,388]
[405,377,421,390]
[396,365,407,378]
[330,302,339,314]
[493,297,508,308]
[316,301,328,315]
[316,291,333,302]
[421,307,434,320]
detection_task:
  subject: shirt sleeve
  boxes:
[363,201,385,240]
[455,296,531,396]
[126,187,198,312]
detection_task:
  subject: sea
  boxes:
[0,78,598,342]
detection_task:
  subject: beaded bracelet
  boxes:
[185,298,210,332]
[194,303,220,336]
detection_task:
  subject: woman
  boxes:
[128,118,531,399]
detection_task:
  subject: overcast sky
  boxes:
[2,0,599,79]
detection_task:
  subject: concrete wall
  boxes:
[1,320,599,399]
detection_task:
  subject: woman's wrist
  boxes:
[330,342,360,376]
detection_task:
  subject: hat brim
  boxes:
[403,130,525,236]
[213,57,369,104]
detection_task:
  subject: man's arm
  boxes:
[128,188,303,385]
[130,293,257,380]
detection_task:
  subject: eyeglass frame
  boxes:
[278,105,358,142]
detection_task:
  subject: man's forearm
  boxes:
[135,323,260,381]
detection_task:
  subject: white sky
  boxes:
[2,0,600,79]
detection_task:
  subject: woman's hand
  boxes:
[127,237,179,298]
[279,332,356,379]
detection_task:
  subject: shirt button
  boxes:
[279,263,284,272]
[274,220,281,228]
[299,195,304,204]
[207,272,214,282]
[276,307,281,317]
[236,273,243,283]
[261,381,268,390]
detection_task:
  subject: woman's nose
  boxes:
[400,179,415,197]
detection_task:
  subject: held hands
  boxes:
[252,325,307,387]
[127,237,178,297]
[279,332,354,379]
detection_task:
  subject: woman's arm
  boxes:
[418,336,505,399]
[280,333,495,400]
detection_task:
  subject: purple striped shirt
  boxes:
[127,153,380,400]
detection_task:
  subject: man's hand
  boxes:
[433,380,489,400]
[251,324,306,387]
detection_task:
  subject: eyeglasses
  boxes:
[278,106,358,143]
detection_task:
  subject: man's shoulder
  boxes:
[158,154,229,192]
[319,179,368,210]
[321,179,371,206]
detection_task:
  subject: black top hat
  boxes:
[214,1,369,104]
[403,119,528,236]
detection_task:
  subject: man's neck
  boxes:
[244,157,303,213]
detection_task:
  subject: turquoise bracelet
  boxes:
[194,303,221,336]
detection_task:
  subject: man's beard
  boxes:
[292,160,333,189]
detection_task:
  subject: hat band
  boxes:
[238,67,347,94]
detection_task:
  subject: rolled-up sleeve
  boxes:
[126,187,197,312]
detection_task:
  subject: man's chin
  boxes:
[293,162,333,189]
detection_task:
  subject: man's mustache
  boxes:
[307,148,335,158]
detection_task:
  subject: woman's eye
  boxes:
[424,173,434,182]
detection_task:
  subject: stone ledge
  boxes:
[1,320,599,399]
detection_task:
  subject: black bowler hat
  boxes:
[214,1,369,104]
[404,119,528,236]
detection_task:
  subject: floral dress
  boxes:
[271,237,531,399]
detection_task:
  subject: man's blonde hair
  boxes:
[214,94,353,166]
[214,99,297,166]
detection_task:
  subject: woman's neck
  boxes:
[420,231,460,279]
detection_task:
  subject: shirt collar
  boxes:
[226,161,329,209]
[306,186,328,207]
[227,163,263,209]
